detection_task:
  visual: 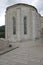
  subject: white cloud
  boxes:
[40,11,43,16]
[31,0,39,6]
[0,12,5,26]
[7,0,32,6]
[0,0,7,15]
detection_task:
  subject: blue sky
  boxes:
[0,0,43,26]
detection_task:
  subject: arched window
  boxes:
[24,16,27,34]
[13,16,16,34]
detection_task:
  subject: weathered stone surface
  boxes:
[0,38,9,50]
[5,3,41,42]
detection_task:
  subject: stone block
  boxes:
[0,38,9,50]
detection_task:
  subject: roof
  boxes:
[6,3,38,12]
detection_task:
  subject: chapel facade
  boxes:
[5,3,41,42]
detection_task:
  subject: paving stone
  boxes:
[0,38,43,65]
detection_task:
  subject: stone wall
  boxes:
[5,4,41,42]
[0,38,9,50]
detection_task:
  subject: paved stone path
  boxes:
[0,38,43,65]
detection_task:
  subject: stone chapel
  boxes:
[5,3,41,42]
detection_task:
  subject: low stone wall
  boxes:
[0,38,9,50]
